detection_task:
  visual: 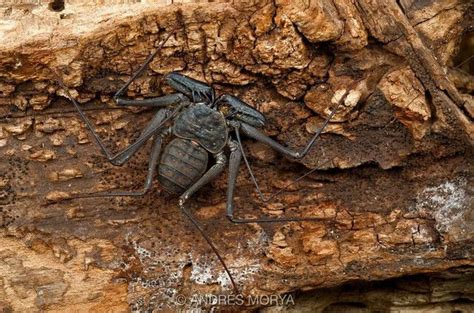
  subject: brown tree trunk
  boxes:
[0,0,472,311]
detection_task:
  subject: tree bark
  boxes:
[0,0,472,311]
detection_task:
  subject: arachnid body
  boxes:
[54,32,344,292]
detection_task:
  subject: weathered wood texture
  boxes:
[0,0,472,311]
[262,268,474,312]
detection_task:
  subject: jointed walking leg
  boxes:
[72,133,164,198]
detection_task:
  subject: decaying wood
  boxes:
[261,267,474,312]
[0,0,472,311]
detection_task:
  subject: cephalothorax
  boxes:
[53,32,345,292]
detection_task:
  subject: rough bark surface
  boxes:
[0,0,472,311]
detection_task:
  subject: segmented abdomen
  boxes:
[158,138,209,194]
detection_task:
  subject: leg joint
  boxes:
[227,140,239,152]
[214,152,227,165]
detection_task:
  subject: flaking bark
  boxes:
[0,0,472,311]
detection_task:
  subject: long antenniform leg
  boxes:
[113,31,176,101]
[50,30,181,167]
[226,88,356,223]
[53,71,183,166]
[177,153,238,293]
[237,87,355,205]
[226,139,325,224]
[239,92,345,160]
[52,29,239,292]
